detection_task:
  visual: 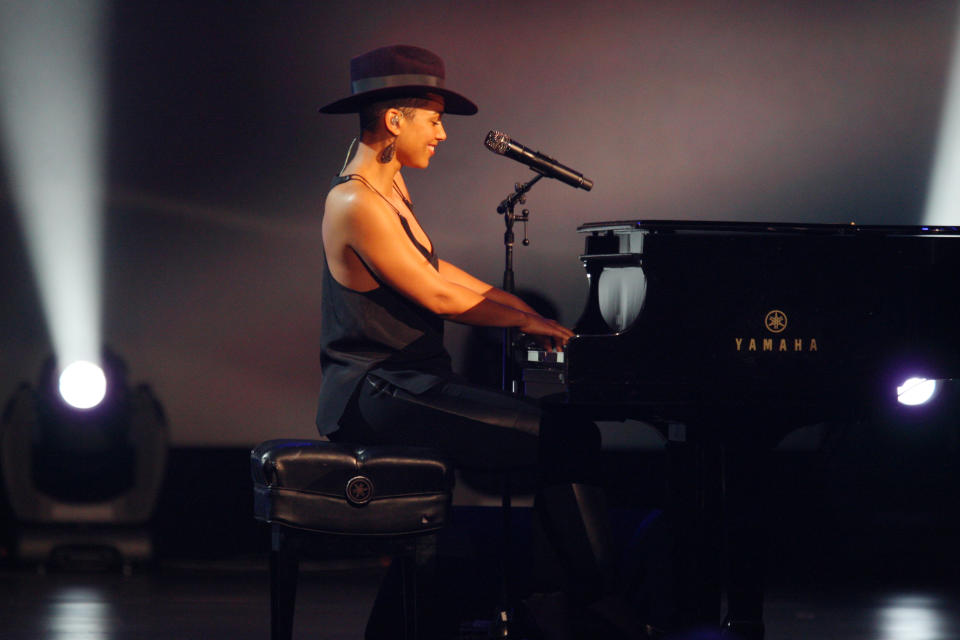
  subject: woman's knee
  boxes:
[538,413,602,485]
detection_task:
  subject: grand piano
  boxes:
[532,219,960,638]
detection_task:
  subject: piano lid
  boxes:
[577,219,960,238]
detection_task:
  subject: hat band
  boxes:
[351,73,445,94]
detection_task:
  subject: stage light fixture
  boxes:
[58,361,107,410]
[1,349,168,569]
[896,377,939,406]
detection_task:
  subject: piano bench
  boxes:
[251,439,454,640]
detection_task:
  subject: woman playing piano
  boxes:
[316,45,639,639]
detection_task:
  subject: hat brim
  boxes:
[319,85,478,115]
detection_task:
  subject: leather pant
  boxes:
[333,373,613,596]
[336,373,602,482]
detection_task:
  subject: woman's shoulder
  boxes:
[326,177,375,213]
[324,180,402,242]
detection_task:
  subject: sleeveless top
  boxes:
[315,174,453,434]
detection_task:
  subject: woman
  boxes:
[317,45,637,639]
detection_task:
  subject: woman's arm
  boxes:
[438,259,571,350]
[438,259,539,314]
[325,188,571,348]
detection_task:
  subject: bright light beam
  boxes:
[924,10,960,225]
[0,0,108,372]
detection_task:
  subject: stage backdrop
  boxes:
[1,0,957,445]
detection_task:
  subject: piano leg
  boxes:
[665,436,724,629]
[721,446,767,640]
[665,433,768,640]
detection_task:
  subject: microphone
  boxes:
[484,130,594,191]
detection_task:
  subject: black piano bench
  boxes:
[251,439,454,640]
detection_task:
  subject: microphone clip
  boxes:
[497,174,543,216]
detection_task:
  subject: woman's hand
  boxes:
[518,313,575,352]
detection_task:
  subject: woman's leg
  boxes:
[336,373,542,471]
[333,374,616,635]
[337,374,612,587]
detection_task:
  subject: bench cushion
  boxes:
[252,439,453,536]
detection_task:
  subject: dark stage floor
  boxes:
[1,557,960,640]
[2,445,958,639]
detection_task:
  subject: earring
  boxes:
[378,139,396,163]
[379,114,400,163]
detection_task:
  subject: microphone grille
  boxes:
[484,130,510,155]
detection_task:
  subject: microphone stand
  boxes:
[491,171,543,639]
[499,172,543,392]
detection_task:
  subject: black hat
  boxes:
[319,45,478,115]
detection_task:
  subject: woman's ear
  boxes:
[384,108,403,135]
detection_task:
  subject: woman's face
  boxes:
[395,99,447,169]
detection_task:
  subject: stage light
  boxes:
[924,11,960,225]
[1,350,168,569]
[58,361,107,410]
[896,377,939,406]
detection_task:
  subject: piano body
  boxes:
[538,219,960,637]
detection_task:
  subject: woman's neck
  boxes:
[343,140,400,194]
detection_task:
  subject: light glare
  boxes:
[924,10,960,225]
[896,377,938,406]
[58,361,107,410]
[49,587,111,637]
[878,595,944,640]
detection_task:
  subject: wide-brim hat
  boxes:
[319,44,478,115]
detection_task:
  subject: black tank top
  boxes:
[315,174,453,433]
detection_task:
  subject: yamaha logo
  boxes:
[734,310,818,353]
[346,476,374,505]
[764,310,787,333]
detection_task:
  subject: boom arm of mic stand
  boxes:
[497,172,544,215]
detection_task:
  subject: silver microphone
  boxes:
[484,130,594,191]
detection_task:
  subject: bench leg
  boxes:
[271,525,299,640]
[365,535,441,640]
[399,554,418,640]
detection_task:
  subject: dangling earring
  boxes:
[378,139,396,163]
[379,114,400,163]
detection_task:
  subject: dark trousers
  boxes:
[331,374,613,635]
[336,373,602,484]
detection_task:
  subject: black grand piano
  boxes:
[532,219,960,638]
